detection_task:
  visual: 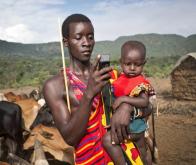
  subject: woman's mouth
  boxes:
[82,50,91,55]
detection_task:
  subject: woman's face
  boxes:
[65,22,95,63]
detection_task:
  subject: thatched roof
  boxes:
[171,52,196,74]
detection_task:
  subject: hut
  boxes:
[171,53,196,100]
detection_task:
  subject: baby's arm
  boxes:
[113,92,149,110]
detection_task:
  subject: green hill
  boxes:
[0,33,196,88]
[93,34,192,60]
[1,33,196,60]
[0,40,66,58]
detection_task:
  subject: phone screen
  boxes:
[99,54,110,69]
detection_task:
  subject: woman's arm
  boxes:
[43,61,112,147]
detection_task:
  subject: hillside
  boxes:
[0,33,196,88]
[94,34,196,60]
[0,40,64,58]
[1,34,196,60]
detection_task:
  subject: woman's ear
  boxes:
[63,37,68,47]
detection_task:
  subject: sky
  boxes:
[0,0,195,43]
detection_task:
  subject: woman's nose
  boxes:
[82,37,90,46]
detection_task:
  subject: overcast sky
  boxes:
[0,0,195,43]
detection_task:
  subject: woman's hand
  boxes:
[85,55,112,99]
[110,103,133,144]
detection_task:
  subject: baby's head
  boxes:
[120,40,146,77]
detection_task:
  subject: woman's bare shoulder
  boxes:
[43,74,64,93]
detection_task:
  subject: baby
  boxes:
[103,41,155,165]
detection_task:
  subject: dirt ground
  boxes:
[149,77,196,165]
[154,114,196,165]
[1,78,196,165]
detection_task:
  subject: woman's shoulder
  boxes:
[43,73,64,91]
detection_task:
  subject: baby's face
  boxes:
[120,49,145,77]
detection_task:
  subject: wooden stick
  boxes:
[58,18,71,113]
[156,100,159,117]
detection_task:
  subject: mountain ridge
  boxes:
[1,33,196,60]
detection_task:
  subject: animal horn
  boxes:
[8,153,31,165]
[34,139,49,165]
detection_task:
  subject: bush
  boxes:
[0,56,179,88]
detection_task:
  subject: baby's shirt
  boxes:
[111,73,155,97]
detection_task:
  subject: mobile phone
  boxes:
[99,54,110,69]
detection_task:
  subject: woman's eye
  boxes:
[88,35,94,40]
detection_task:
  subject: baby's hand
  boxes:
[112,97,124,110]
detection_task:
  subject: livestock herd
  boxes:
[0,90,74,165]
[0,90,159,165]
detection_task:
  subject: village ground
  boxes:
[149,78,196,165]
[0,77,196,165]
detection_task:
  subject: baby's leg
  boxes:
[102,131,126,165]
[129,132,148,165]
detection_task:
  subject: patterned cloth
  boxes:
[65,68,143,165]
[66,68,111,165]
